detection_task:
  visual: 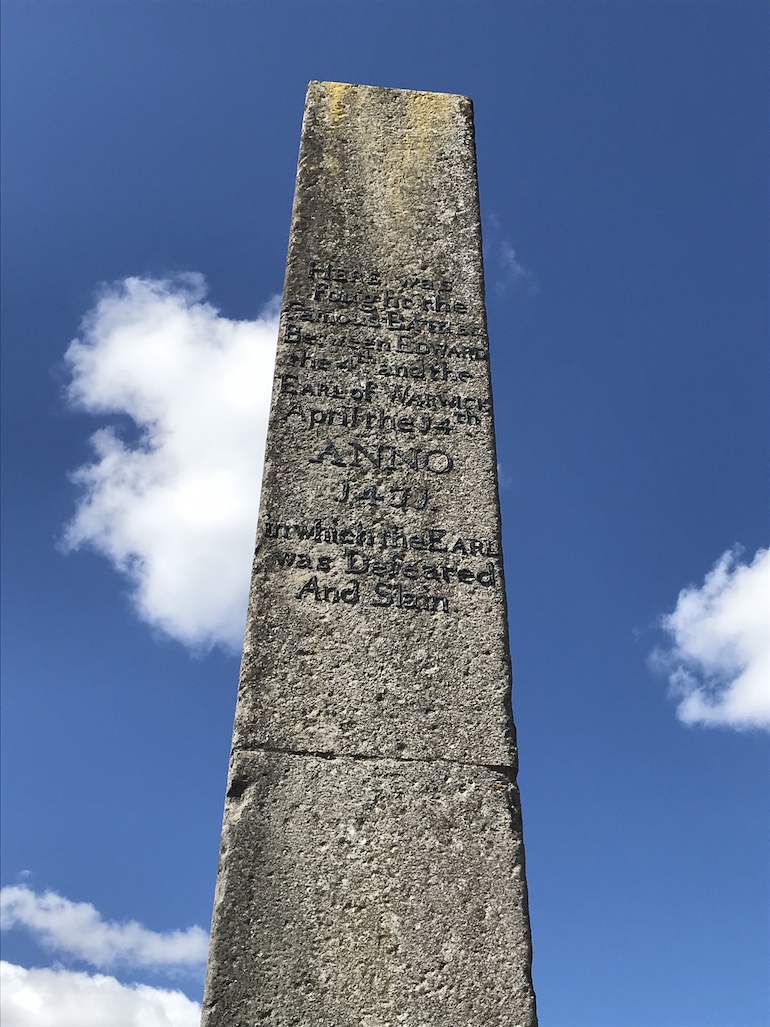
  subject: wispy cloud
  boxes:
[0,962,200,1027]
[498,241,539,296]
[0,886,208,971]
[62,273,278,652]
[650,547,770,732]
[484,215,538,297]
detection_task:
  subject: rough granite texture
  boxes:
[201,82,537,1027]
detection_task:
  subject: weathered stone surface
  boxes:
[203,752,535,1027]
[235,82,515,766]
[201,82,537,1026]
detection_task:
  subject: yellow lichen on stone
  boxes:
[404,90,454,151]
[375,90,457,243]
[325,81,352,125]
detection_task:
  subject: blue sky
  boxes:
[1,2,768,1025]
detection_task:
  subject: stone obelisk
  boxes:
[201,82,537,1027]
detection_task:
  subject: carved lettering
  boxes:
[295,576,360,605]
[344,550,497,588]
[308,441,454,474]
[371,583,450,614]
[269,259,501,618]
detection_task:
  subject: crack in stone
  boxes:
[232,741,516,777]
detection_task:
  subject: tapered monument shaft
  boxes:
[201,82,537,1027]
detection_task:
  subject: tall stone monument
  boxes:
[201,82,537,1027]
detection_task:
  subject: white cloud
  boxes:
[652,547,770,731]
[498,241,539,296]
[0,886,208,970]
[483,215,538,296]
[0,962,200,1027]
[62,273,278,651]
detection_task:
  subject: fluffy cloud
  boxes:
[0,886,208,970]
[0,962,200,1027]
[63,273,278,651]
[652,547,770,731]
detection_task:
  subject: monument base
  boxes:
[202,750,536,1027]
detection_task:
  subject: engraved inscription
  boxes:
[267,258,498,616]
[308,441,454,474]
[264,514,502,618]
